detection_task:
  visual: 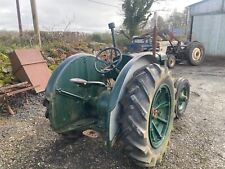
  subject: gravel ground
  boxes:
[0,59,225,169]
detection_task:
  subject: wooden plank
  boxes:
[0,82,29,92]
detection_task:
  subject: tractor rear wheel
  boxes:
[186,41,205,66]
[120,64,175,167]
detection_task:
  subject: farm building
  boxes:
[188,0,225,57]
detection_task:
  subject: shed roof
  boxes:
[189,0,209,7]
[189,0,225,16]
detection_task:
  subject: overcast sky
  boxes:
[0,0,202,32]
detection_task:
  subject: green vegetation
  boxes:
[122,0,155,37]
[0,30,129,87]
[0,31,93,86]
[0,53,13,87]
[0,7,187,87]
[90,32,129,50]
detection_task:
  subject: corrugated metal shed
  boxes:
[192,14,225,56]
[188,0,225,57]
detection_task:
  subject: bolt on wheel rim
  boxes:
[192,48,201,61]
[149,85,171,149]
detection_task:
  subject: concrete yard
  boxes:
[0,59,225,169]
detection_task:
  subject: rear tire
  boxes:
[120,64,175,167]
[186,41,205,66]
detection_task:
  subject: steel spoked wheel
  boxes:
[177,88,188,111]
[175,78,190,118]
[120,64,175,167]
[149,85,171,149]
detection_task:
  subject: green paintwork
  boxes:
[149,85,171,149]
[107,54,161,146]
[108,54,155,112]
[45,54,108,133]
[45,51,165,147]
[45,53,133,134]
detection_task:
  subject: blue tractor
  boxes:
[127,35,160,53]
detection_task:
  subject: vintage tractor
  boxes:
[127,30,205,69]
[160,30,206,68]
[127,35,160,53]
[44,23,190,168]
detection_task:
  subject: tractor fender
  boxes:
[45,53,105,132]
[107,53,161,147]
[45,53,93,101]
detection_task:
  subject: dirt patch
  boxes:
[0,61,225,169]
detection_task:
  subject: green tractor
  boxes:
[44,23,190,168]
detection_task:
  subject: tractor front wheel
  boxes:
[175,78,190,118]
[167,54,176,69]
[120,64,175,167]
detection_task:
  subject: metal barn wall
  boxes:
[192,14,225,57]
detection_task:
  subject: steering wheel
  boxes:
[95,47,122,74]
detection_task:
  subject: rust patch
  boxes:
[9,49,51,93]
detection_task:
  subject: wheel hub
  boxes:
[178,89,188,111]
[151,108,158,119]
[192,48,201,61]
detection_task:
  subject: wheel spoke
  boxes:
[153,90,161,107]
[156,116,168,124]
[150,128,157,142]
[155,102,169,110]
[180,92,188,101]
[152,122,162,139]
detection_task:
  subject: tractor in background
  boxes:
[43,22,190,168]
[127,35,160,53]
[164,30,205,68]
[127,29,205,69]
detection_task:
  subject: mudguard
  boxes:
[45,53,106,133]
[107,53,162,146]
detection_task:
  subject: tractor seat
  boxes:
[70,78,106,87]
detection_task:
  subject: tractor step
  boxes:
[83,129,100,139]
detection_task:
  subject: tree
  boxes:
[122,0,155,38]
[157,16,168,31]
[167,10,187,30]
